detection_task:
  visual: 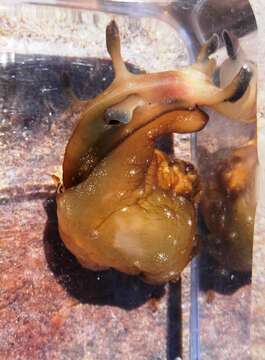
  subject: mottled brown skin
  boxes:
[201,140,257,272]
[56,21,255,283]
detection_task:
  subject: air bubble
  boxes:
[220,268,229,276]
[215,238,222,245]
[118,191,125,198]
[164,208,174,219]
[90,230,99,239]
[138,189,144,197]
[147,130,153,138]
[128,155,137,164]
[155,252,168,263]
[229,231,237,239]
[247,216,253,224]
[129,169,136,176]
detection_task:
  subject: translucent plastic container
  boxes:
[0,1,257,359]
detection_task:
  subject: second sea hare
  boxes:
[201,139,257,271]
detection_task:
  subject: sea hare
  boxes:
[201,139,257,271]
[56,21,255,283]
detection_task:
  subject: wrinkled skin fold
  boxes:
[56,21,256,283]
[201,139,257,272]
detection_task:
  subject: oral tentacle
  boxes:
[207,65,252,104]
[177,64,252,106]
[212,74,256,122]
[226,65,253,102]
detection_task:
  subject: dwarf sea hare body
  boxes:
[56,21,256,283]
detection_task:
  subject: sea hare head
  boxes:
[62,21,255,190]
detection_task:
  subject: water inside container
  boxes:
[0,2,257,360]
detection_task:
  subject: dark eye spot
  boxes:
[109,119,122,125]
